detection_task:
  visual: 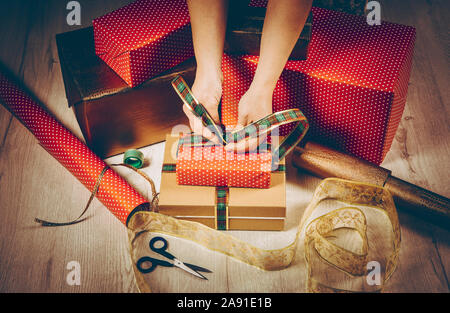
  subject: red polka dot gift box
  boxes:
[221,7,416,165]
[176,136,273,189]
[93,0,194,87]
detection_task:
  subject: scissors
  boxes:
[136,236,212,280]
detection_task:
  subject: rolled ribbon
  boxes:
[124,149,145,169]
[0,67,149,225]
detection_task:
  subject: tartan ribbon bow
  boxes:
[171,75,309,170]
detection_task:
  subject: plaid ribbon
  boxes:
[215,186,229,230]
[171,75,309,170]
[169,75,302,230]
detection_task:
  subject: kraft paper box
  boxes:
[56,27,195,158]
[158,135,286,231]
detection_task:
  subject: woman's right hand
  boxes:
[184,70,223,144]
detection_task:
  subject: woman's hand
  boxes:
[225,85,273,153]
[184,69,223,144]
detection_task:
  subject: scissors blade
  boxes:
[183,262,213,273]
[173,259,208,280]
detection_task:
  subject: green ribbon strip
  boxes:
[124,149,144,169]
[215,186,229,230]
[171,76,309,170]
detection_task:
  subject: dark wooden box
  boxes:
[56,27,195,158]
[313,0,368,15]
[225,4,313,60]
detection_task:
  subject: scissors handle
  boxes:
[136,256,173,274]
[150,236,175,260]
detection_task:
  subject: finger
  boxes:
[225,136,260,154]
[205,106,221,125]
[183,105,196,124]
[191,95,220,125]
[184,107,222,144]
[232,122,245,132]
[202,126,222,145]
[185,108,204,135]
[236,114,248,132]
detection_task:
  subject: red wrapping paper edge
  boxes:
[0,68,148,225]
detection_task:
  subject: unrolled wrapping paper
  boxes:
[0,68,149,225]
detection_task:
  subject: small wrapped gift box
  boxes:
[221,7,416,165]
[93,0,194,87]
[158,135,286,231]
[56,27,195,158]
[176,137,273,188]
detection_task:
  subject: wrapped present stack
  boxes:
[159,135,287,230]
[57,0,415,230]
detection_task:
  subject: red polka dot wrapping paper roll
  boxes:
[221,7,416,165]
[93,0,194,88]
[0,69,149,225]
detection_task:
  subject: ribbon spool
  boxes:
[124,149,145,169]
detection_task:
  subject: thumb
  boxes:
[206,106,220,126]
[235,112,248,131]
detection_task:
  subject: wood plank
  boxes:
[0,0,448,293]
[380,0,450,292]
[0,0,138,293]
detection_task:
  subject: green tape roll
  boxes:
[124,149,144,169]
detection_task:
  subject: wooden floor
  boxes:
[0,0,448,293]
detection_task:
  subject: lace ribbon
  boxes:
[128,178,401,293]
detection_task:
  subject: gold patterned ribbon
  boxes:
[128,178,401,293]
